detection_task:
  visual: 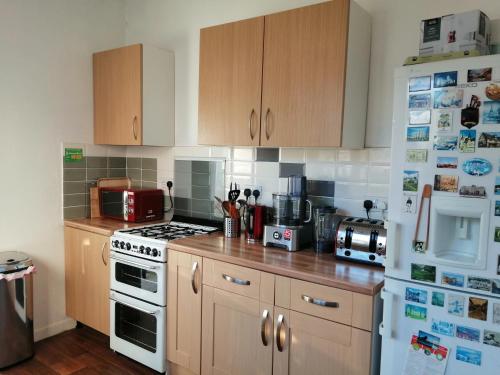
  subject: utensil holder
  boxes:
[224,217,241,238]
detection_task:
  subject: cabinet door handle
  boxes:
[191,261,199,294]
[264,108,271,140]
[222,273,250,286]
[109,255,159,270]
[301,294,339,308]
[261,309,270,346]
[276,314,286,352]
[132,116,138,140]
[248,109,255,140]
[101,241,107,266]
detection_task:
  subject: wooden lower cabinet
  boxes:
[64,226,110,335]
[167,250,203,374]
[201,286,273,375]
[273,307,371,375]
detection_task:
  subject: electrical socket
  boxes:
[372,199,387,211]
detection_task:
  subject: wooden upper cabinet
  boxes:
[262,0,347,147]
[93,44,174,146]
[197,0,371,148]
[198,17,264,146]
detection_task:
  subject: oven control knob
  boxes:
[139,246,145,253]
[126,242,131,250]
[273,231,282,240]
[152,248,158,257]
[344,250,351,257]
[146,247,151,255]
[369,254,376,261]
[120,241,125,249]
[113,240,119,248]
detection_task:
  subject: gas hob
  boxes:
[111,221,219,262]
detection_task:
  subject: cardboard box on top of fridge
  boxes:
[419,10,491,56]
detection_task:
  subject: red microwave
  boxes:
[100,188,164,222]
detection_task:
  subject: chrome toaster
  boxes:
[335,217,386,266]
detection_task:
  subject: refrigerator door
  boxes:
[380,277,500,374]
[386,55,500,298]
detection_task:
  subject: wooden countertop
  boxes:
[64,217,170,236]
[169,234,385,296]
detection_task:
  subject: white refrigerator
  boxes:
[381,55,500,374]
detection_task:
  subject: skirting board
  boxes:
[34,318,76,342]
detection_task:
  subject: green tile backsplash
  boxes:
[63,156,157,219]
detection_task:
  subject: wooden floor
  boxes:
[0,326,159,375]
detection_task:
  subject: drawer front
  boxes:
[289,279,353,326]
[202,258,274,302]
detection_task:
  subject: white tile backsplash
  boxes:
[127,144,393,218]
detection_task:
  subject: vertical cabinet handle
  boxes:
[248,109,255,140]
[132,116,138,140]
[261,309,270,346]
[191,261,199,294]
[264,108,271,140]
[276,314,286,352]
[101,241,108,266]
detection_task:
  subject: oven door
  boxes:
[110,251,166,306]
[110,291,166,373]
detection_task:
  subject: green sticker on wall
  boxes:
[64,148,83,162]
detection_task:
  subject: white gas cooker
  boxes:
[110,221,219,262]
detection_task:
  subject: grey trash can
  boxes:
[0,251,34,369]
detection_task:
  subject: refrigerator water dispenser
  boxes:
[428,197,490,269]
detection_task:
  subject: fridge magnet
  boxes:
[409,110,431,125]
[493,303,500,324]
[467,276,492,292]
[434,71,458,88]
[441,272,465,287]
[402,193,417,214]
[432,291,445,307]
[406,149,428,163]
[433,135,458,151]
[495,201,500,216]
[461,95,481,128]
[456,325,480,342]
[496,177,500,195]
[485,82,500,101]
[448,294,465,317]
[436,156,458,169]
[403,170,419,192]
[483,330,500,348]
[462,158,492,176]
[459,185,486,198]
[468,67,492,82]
[478,132,500,148]
[409,93,432,110]
[498,256,500,275]
[494,227,500,243]
[411,263,436,283]
[409,75,432,92]
[468,297,488,321]
[482,101,500,124]
[433,89,463,108]
[412,185,432,253]
[456,346,482,366]
[404,334,449,373]
[405,303,427,321]
[492,279,500,294]
[437,110,453,132]
[431,319,455,337]
[407,126,430,142]
[458,129,476,153]
[405,287,428,304]
[434,175,458,193]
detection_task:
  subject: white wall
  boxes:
[125,0,500,148]
[0,0,125,340]
[356,0,500,146]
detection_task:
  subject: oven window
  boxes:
[115,263,158,293]
[115,302,157,353]
[101,191,124,217]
